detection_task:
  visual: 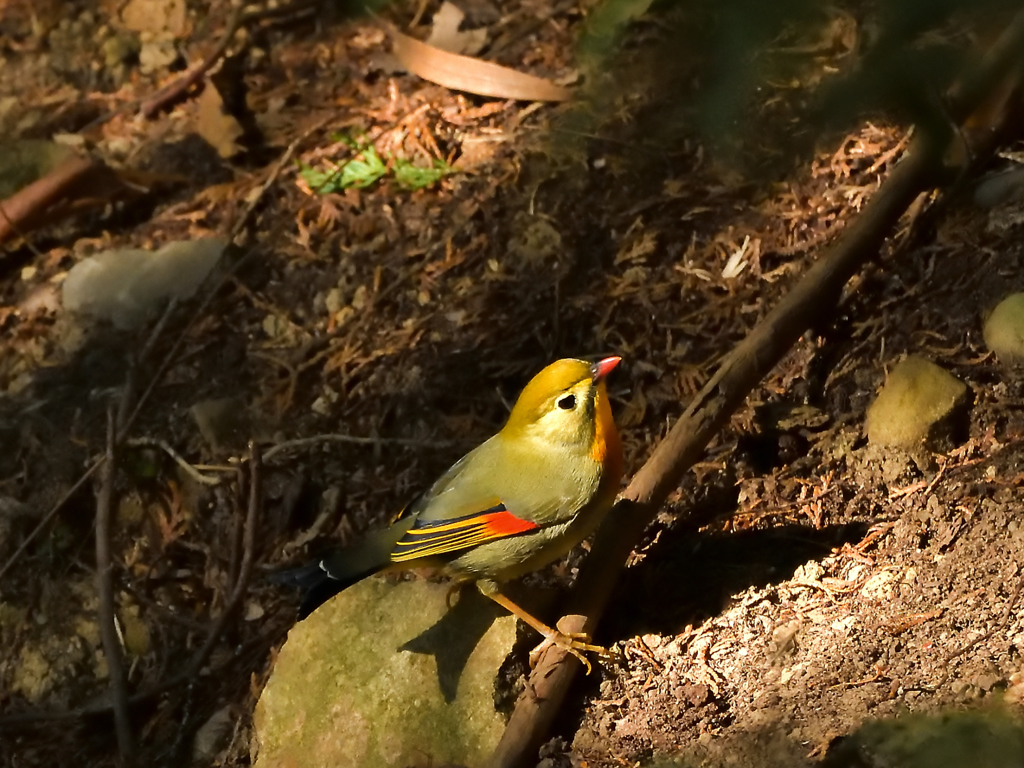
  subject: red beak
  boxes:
[590,356,621,383]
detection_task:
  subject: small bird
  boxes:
[275,357,623,670]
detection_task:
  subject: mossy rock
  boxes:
[252,577,515,768]
[821,707,1024,768]
[983,293,1024,365]
[865,356,969,452]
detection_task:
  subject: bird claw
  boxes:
[529,631,611,675]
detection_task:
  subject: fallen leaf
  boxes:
[195,84,244,159]
[390,27,571,102]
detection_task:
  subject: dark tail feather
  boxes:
[270,557,385,620]
[298,572,366,621]
[269,560,337,590]
[271,559,383,620]
[270,526,405,619]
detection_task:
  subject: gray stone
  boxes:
[252,577,515,768]
[973,167,1024,209]
[62,238,225,330]
[193,705,234,762]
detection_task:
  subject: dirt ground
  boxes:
[2,1,1024,767]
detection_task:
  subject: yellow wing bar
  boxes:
[390,505,538,563]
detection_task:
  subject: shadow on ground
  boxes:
[606,521,870,640]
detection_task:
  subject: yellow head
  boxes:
[502,357,621,459]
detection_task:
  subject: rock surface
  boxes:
[62,237,225,330]
[252,577,515,768]
[865,356,969,451]
[820,708,1024,768]
[983,293,1024,364]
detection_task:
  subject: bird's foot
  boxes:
[529,631,610,674]
[480,590,614,674]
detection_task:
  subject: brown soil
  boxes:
[1,1,1024,767]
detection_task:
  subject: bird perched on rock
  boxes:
[274,357,623,669]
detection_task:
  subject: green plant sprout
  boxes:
[300,136,457,192]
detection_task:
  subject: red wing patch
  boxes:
[390,504,539,563]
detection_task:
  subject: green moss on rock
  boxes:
[252,577,515,768]
[984,293,1024,364]
[866,356,969,451]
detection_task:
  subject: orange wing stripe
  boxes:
[390,506,538,563]
[476,508,539,536]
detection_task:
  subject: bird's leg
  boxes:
[481,588,606,674]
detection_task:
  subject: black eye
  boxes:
[557,394,576,410]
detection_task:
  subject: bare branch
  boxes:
[486,7,1024,765]
[0,156,99,245]
[96,406,134,762]
[262,433,457,462]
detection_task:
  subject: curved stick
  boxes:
[486,6,1024,765]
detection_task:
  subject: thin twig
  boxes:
[0,106,317,587]
[0,459,103,583]
[0,624,288,727]
[262,433,457,462]
[121,126,313,442]
[165,443,261,762]
[184,442,261,680]
[139,2,250,118]
[140,297,179,362]
[117,298,179,432]
[79,1,319,133]
[0,156,99,245]
[227,499,244,597]
[228,118,328,245]
[242,0,319,26]
[237,443,261,596]
[486,7,1024,764]
[123,438,225,486]
[96,406,134,761]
